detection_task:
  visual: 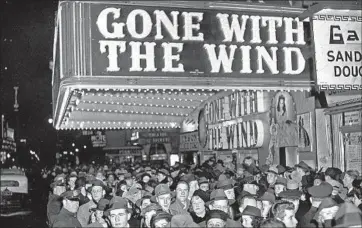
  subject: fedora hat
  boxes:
[295,161,310,171]
[206,189,235,206]
[242,205,262,217]
[216,179,235,190]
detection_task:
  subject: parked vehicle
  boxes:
[1,168,32,217]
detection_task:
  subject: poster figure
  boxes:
[297,113,312,151]
[276,95,287,123]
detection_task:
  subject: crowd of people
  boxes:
[42,157,362,228]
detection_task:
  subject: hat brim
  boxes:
[206,198,235,207]
[266,170,278,175]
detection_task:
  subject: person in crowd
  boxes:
[125,173,135,190]
[198,177,210,192]
[150,211,172,228]
[334,202,362,227]
[298,181,333,228]
[313,197,339,228]
[343,170,360,194]
[77,179,106,227]
[157,169,170,185]
[238,194,258,214]
[265,165,279,191]
[273,201,298,228]
[75,176,90,206]
[67,173,78,191]
[47,174,67,226]
[241,205,263,228]
[216,178,238,219]
[152,184,173,214]
[324,167,342,186]
[189,189,210,224]
[87,198,109,227]
[274,176,287,199]
[242,177,260,196]
[104,197,133,228]
[205,210,229,228]
[259,218,286,228]
[141,203,163,228]
[279,180,302,216]
[169,180,190,215]
[206,189,240,227]
[170,214,200,227]
[259,190,276,219]
[52,190,82,228]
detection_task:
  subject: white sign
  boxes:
[180,131,199,152]
[313,10,362,90]
[91,131,106,147]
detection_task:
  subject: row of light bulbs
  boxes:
[74,107,189,117]
[80,100,196,109]
[82,93,204,102]
[66,121,179,126]
[79,88,217,93]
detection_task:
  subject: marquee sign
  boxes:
[313,9,362,90]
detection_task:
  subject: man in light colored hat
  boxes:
[152,184,173,214]
[216,178,238,219]
[205,189,240,227]
[265,165,279,190]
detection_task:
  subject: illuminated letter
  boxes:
[126,9,152,39]
[204,44,236,73]
[250,16,262,43]
[99,40,126,71]
[154,10,180,40]
[283,47,305,75]
[129,41,157,72]
[182,12,204,41]
[261,17,283,44]
[162,43,184,72]
[283,17,306,45]
[216,13,249,42]
[256,46,279,74]
[96,8,125,39]
[240,46,252,73]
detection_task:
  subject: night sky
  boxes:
[1,0,61,162]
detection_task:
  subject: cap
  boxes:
[154,184,171,197]
[180,174,196,184]
[279,189,302,200]
[157,169,170,177]
[206,189,235,206]
[207,210,228,222]
[308,182,333,198]
[277,164,286,174]
[60,190,80,201]
[91,198,110,211]
[216,179,235,190]
[104,197,131,216]
[141,203,163,217]
[258,191,276,203]
[275,176,287,186]
[266,165,278,175]
[242,205,262,217]
[171,214,200,228]
[198,177,209,184]
[295,161,310,171]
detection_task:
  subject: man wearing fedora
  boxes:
[47,174,67,226]
[87,198,109,228]
[203,189,240,227]
[216,178,238,220]
[152,184,173,214]
[104,197,133,228]
[205,210,229,228]
[241,205,263,228]
[52,190,82,228]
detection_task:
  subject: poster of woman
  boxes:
[273,92,296,124]
[297,113,312,151]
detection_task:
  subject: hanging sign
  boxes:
[180,131,199,152]
[86,3,309,79]
[313,9,362,90]
[91,131,107,147]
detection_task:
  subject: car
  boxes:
[1,168,32,217]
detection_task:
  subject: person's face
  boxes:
[176,183,189,202]
[275,184,286,196]
[68,177,77,189]
[108,175,115,183]
[279,98,285,107]
[242,215,253,228]
[285,199,300,214]
[95,210,104,222]
[267,173,277,185]
[314,179,322,186]
[109,209,129,228]
[157,173,166,182]
[143,176,150,183]
[343,174,353,187]
[244,184,258,194]
[210,200,229,213]
[207,218,226,228]
[141,199,151,210]
[192,196,206,214]
[54,186,66,195]
[237,168,244,177]
[224,188,235,200]
[91,186,104,202]
[154,219,169,228]
[281,209,298,228]
[262,201,272,216]
[145,210,156,228]
[296,167,306,176]
[96,172,104,180]
[200,183,209,192]
[64,199,79,213]
[157,194,171,211]
[126,178,134,187]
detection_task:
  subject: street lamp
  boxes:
[48,118,53,124]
